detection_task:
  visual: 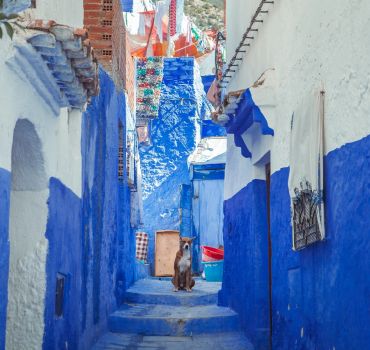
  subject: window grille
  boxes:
[103,4,113,11]
[55,273,66,317]
[126,130,137,190]
[102,34,112,41]
[102,49,112,56]
[101,20,112,26]
[292,182,323,250]
[118,122,124,182]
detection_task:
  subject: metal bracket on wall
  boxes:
[218,0,276,90]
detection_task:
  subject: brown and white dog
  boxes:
[171,237,195,292]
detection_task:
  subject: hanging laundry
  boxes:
[154,0,170,43]
[122,0,134,12]
[138,13,147,36]
[288,90,325,250]
[136,57,164,119]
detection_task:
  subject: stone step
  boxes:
[108,304,240,336]
[124,279,220,306]
[92,332,254,350]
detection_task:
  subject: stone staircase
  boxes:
[92,279,253,349]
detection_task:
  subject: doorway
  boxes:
[266,163,273,349]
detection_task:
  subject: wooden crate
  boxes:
[154,230,180,277]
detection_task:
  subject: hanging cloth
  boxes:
[154,0,170,42]
[288,90,325,250]
[138,13,146,36]
[176,0,184,34]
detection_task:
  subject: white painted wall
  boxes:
[224,0,370,198]
[29,0,84,27]
[6,190,49,350]
[0,35,82,195]
[0,20,83,349]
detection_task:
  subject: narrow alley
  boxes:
[93,279,252,349]
[0,0,369,350]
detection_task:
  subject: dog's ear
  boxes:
[190,237,196,242]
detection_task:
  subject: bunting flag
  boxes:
[136,57,164,119]
[169,0,184,36]
[169,0,177,36]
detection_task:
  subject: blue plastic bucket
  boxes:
[202,260,224,282]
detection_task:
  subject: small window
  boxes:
[31,0,36,8]
[55,273,66,317]
[118,122,124,182]
[103,0,113,3]
[103,4,113,11]
[102,34,112,41]
[102,49,112,56]
[101,20,112,26]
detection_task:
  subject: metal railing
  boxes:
[218,0,275,89]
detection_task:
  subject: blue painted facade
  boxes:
[43,178,82,350]
[221,135,370,349]
[226,89,273,158]
[270,135,370,349]
[0,168,10,350]
[42,68,137,349]
[201,120,226,138]
[219,179,270,349]
[140,58,208,267]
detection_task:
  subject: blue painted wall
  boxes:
[219,179,270,349]
[0,168,10,350]
[42,68,137,350]
[201,120,226,138]
[221,135,370,349]
[271,135,370,349]
[43,178,82,350]
[140,58,207,267]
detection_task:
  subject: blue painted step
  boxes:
[108,304,240,336]
[124,279,220,306]
[92,332,254,350]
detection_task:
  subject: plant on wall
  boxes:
[0,0,23,39]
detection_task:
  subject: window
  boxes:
[118,122,124,183]
[31,0,36,8]
[126,130,137,190]
[55,273,66,318]
[101,20,112,26]
[103,4,113,11]
[102,49,112,56]
[102,34,112,41]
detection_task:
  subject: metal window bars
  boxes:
[218,0,275,90]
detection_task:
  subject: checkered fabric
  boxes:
[136,232,149,262]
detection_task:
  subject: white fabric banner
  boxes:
[288,90,325,250]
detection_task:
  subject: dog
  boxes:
[171,237,195,292]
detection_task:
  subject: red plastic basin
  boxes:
[202,246,224,261]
